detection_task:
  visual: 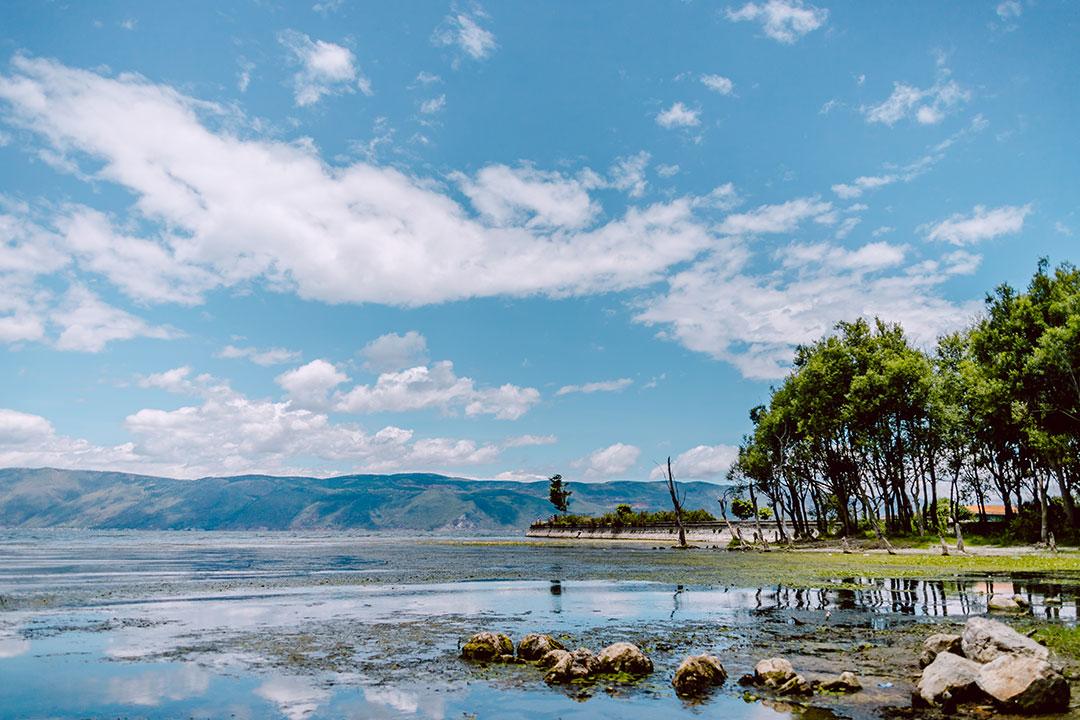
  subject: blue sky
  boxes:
[0,0,1076,481]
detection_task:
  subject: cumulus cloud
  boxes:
[218,344,302,366]
[608,152,650,198]
[432,7,496,60]
[922,204,1031,246]
[716,197,832,235]
[636,240,981,379]
[863,77,970,126]
[279,30,371,106]
[52,286,176,352]
[649,444,738,481]
[0,57,714,311]
[700,74,734,95]
[556,378,633,396]
[725,0,828,44]
[575,443,641,479]
[656,102,700,128]
[359,331,430,373]
[276,359,349,409]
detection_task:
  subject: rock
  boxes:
[920,633,964,668]
[820,671,862,693]
[916,652,984,707]
[461,632,513,662]
[538,648,569,669]
[777,673,812,696]
[754,657,796,687]
[988,594,1030,613]
[595,642,653,676]
[672,654,727,697]
[962,617,1049,663]
[544,647,599,684]
[976,654,1069,714]
[518,633,565,661]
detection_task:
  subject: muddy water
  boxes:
[1,531,1077,719]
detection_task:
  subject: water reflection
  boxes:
[107,663,211,706]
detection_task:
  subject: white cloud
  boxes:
[656,102,700,128]
[636,239,980,379]
[419,94,446,114]
[648,444,738,481]
[288,360,539,420]
[922,204,1031,246]
[656,164,680,178]
[863,78,970,126]
[359,331,429,372]
[432,8,497,60]
[725,0,828,44]
[502,434,557,448]
[608,152,650,198]
[996,1,1022,19]
[831,174,897,199]
[716,197,832,235]
[279,30,371,106]
[555,378,633,396]
[0,58,714,309]
[575,442,641,479]
[700,74,734,95]
[1054,221,1072,236]
[275,360,349,409]
[218,344,302,366]
[51,286,176,352]
[312,0,344,15]
[453,164,600,229]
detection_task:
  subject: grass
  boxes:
[1026,624,1080,661]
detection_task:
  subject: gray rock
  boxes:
[916,651,984,707]
[672,654,727,697]
[820,671,862,693]
[920,633,964,668]
[517,633,564,661]
[538,648,569,669]
[777,673,812,696]
[754,657,796,687]
[461,632,513,662]
[595,642,653,676]
[988,594,1030,613]
[976,654,1069,714]
[962,616,1048,663]
[544,647,599,684]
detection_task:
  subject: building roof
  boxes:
[965,504,1008,516]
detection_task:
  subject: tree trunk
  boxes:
[665,457,687,548]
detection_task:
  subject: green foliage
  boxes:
[548,474,572,513]
[543,505,716,528]
[757,506,773,520]
[730,498,755,520]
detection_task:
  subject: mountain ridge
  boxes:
[0,467,727,532]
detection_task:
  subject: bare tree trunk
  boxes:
[938,535,950,556]
[858,489,896,555]
[665,457,687,548]
[748,482,770,552]
[719,497,750,550]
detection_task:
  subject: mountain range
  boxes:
[0,467,726,532]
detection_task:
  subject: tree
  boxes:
[662,457,688,548]
[548,474,571,513]
[730,497,755,520]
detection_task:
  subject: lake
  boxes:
[1,531,1077,719]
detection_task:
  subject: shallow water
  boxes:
[1,531,1077,719]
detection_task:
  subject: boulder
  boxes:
[544,647,599,684]
[976,654,1069,714]
[988,594,1031,613]
[820,671,862,693]
[920,633,963,668]
[754,657,796,687]
[961,617,1048,663]
[672,654,727,697]
[777,673,813,696]
[461,632,513,662]
[518,633,565,661]
[538,648,569,669]
[595,642,653,676]
[916,652,983,707]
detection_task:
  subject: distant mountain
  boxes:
[0,468,727,532]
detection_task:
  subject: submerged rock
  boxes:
[920,633,964,668]
[518,633,564,662]
[962,617,1048,663]
[461,632,513,662]
[754,657,796,687]
[595,642,653,676]
[976,654,1069,714]
[988,594,1031,613]
[672,654,727,697]
[915,652,983,708]
[820,671,862,693]
[544,647,599,684]
[777,673,812,696]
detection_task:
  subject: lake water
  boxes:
[1,531,1076,719]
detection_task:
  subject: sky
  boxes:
[0,0,1077,483]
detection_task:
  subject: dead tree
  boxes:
[664,456,688,548]
[719,491,750,550]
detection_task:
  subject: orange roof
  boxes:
[965,504,1007,516]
